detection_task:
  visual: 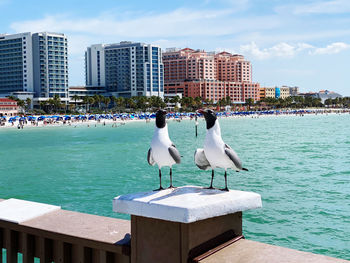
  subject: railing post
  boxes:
[72,244,84,263]
[53,240,64,263]
[5,229,18,263]
[114,186,262,263]
[92,249,106,263]
[0,228,3,263]
[21,233,34,263]
[39,237,52,263]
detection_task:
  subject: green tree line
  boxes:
[6,94,350,114]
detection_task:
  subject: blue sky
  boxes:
[1,0,350,95]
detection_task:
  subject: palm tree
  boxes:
[115,97,125,111]
[194,96,202,110]
[72,95,80,109]
[245,98,254,110]
[88,97,95,112]
[17,99,25,112]
[82,96,89,112]
[6,95,17,101]
[25,98,32,111]
[52,95,62,112]
[170,95,180,105]
[284,97,293,108]
[104,97,111,112]
[110,96,117,108]
[93,95,99,109]
[324,98,332,107]
[40,101,47,112]
[125,98,136,111]
[134,96,148,111]
[164,97,170,104]
[180,97,194,111]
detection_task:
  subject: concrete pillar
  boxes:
[113,185,262,263]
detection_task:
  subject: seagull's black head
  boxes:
[155,109,167,128]
[198,109,217,129]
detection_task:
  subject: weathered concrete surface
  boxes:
[199,239,349,263]
[21,209,131,252]
[114,185,262,223]
[0,198,61,223]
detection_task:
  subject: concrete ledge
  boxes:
[0,197,131,262]
[113,185,262,223]
[198,239,349,263]
[0,198,61,223]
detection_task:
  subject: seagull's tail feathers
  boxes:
[242,167,249,171]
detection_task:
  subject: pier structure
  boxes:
[0,188,349,263]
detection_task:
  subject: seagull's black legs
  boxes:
[221,170,229,191]
[168,167,176,189]
[205,170,215,189]
[154,169,164,191]
[210,170,215,189]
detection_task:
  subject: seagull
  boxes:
[194,109,248,191]
[148,109,181,190]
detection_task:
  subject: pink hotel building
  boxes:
[163,48,260,102]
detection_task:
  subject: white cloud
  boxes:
[311,42,350,54]
[10,9,237,38]
[203,0,250,11]
[239,41,349,59]
[279,0,350,15]
[240,42,301,59]
[10,8,281,40]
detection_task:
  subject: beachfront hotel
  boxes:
[0,98,19,116]
[85,42,164,98]
[0,32,69,105]
[215,52,252,83]
[259,86,300,99]
[163,48,260,103]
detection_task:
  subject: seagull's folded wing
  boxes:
[194,148,211,170]
[147,148,156,166]
[168,145,181,164]
[224,144,242,170]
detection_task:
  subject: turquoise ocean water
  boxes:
[1,114,349,260]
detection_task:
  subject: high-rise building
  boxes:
[32,32,68,101]
[165,80,260,102]
[85,44,105,87]
[85,41,164,98]
[0,32,69,103]
[0,33,33,95]
[163,48,216,82]
[163,48,259,102]
[215,52,252,82]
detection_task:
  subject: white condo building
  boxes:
[0,32,68,104]
[85,41,164,98]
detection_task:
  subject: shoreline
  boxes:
[0,108,349,130]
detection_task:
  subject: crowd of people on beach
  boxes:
[0,108,349,129]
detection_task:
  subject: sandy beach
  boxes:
[0,108,349,130]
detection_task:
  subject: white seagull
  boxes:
[148,109,181,190]
[194,109,248,191]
